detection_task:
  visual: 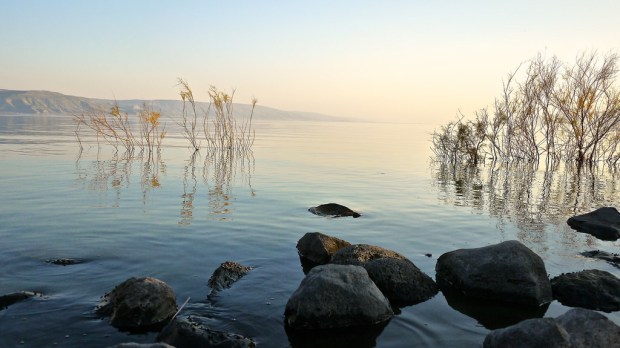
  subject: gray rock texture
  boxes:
[157,317,256,348]
[364,257,438,306]
[296,232,351,266]
[484,308,620,348]
[208,261,252,293]
[567,206,620,241]
[97,277,177,331]
[435,240,553,306]
[331,244,409,266]
[551,269,620,312]
[284,264,393,330]
[308,203,361,218]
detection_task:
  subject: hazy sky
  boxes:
[1,1,619,124]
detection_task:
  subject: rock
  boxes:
[0,291,40,310]
[208,261,252,293]
[284,264,393,330]
[567,206,620,241]
[364,258,438,306]
[45,258,84,266]
[580,250,620,269]
[157,317,256,348]
[331,244,408,266]
[308,203,361,218]
[556,308,620,348]
[483,308,620,348]
[97,277,178,331]
[109,343,175,348]
[483,317,571,348]
[551,269,620,312]
[435,240,553,306]
[296,232,351,267]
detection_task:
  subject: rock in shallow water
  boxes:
[308,203,361,218]
[208,261,253,293]
[0,291,40,310]
[157,317,256,348]
[435,240,553,306]
[551,269,620,312]
[331,244,408,266]
[285,264,393,330]
[97,277,177,331]
[567,206,620,241]
[296,232,351,267]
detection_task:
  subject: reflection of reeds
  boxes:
[431,161,620,237]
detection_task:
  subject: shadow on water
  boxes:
[74,147,254,223]
[285,321,389,348]
[431,160,620,237]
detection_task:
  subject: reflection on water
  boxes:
[432,161,620,238]
[75,148,254,222]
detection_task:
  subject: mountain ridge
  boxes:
[0,89,350,122]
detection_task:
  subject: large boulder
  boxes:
[483,317,571,348]
[364,258,438,306]
[484,308,620,348]
[556,308,620,347]
[551,269,620,312]
[208,261,252,293]
[435,240,552,306]
[296,232,351,266]
[284,264,393,330]
[567,207,620,241]
[331,244,408,266]
[308,203,361,218]
[157,317,256,348]
[97,277,177,331]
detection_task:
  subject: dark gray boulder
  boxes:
[435,240,553,306]
[297,232,351,266]
[331,244,408,266]
[551,269,620,312]
[567,207,620,241]
[556,308,620,347]
[97,277,178,331]
[364,258,438,306]
[157,317,256,348]
[208,261,252,293]
[284,264,393,330]
[484,308,620,348]
[109,343,175,348]
[308,203,361,218]
[483,317,571,348]
[0,291,40,310]
[580,250,620,269]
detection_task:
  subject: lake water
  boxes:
[1,114,619,347]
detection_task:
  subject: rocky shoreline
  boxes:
[3,205,620,347]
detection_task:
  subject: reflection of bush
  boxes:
[431,161,620,238]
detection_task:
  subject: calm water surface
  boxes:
[0,114,618,347]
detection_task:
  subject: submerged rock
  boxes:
[551,269,620,312]
[109,343,175,348]
[97,277,178,331]
[308,203,361,218]
[157,317,256,348]
[284,264,393,330]
[331,244,408,266]
[208,261,253,293]
[45,258,85,266]
[567,207,620,241]
[296,232,351,268]
[580,250,620,269]
[484,308,620,348]
[364,257,438,307]
[435,240,553,306]
[0,291,40,310]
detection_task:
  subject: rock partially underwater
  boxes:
[208,261,253,294]
[157,317,256,348]
[567,206,620,241]
[97,277,178,331]
[551,269,620,312]
[436,240,553,306]
[296,232,351,267]
[0,291,41,310]
[308,203,361,218]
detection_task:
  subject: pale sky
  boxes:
[1,1,618,124]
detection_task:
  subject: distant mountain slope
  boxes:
[0,89,349,121]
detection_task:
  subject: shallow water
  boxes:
[0,114,618,347]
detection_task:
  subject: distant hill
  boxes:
[0,89,349,122]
